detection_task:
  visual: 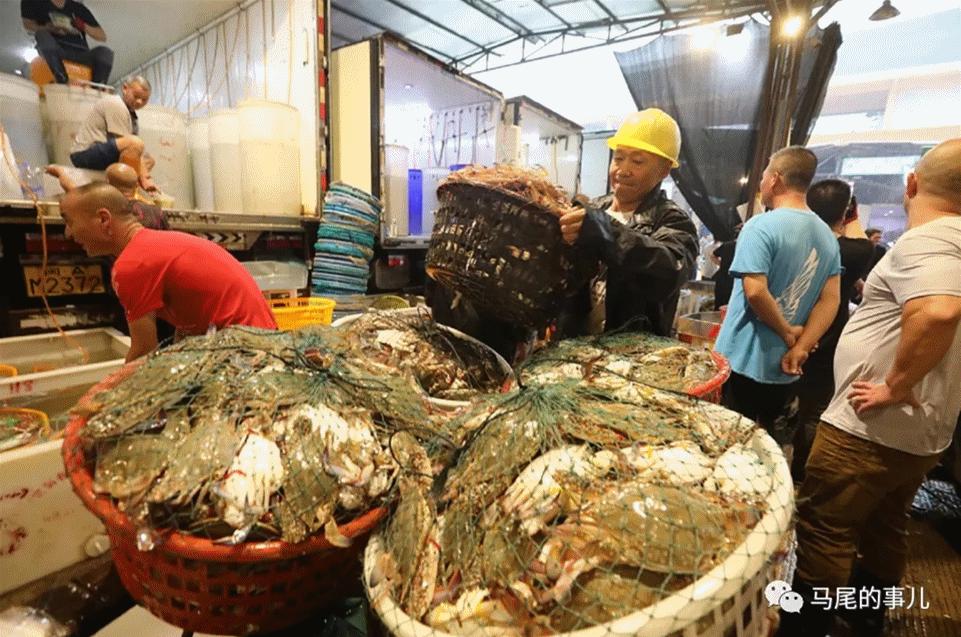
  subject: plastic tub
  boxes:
[0,73,48,172]
[238,100,301,216]
[209,109,243,213]
[242,260,309,292]
[188,117,214,211]
[138,105,194,209]
[677,311,724,348]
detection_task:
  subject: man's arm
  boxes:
[126,312,159,362]
[848,295,961,413]
[782,275,841,374]
[742,274,802,347]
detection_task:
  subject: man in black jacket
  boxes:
[555,109,698,336]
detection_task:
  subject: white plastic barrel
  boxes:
[238,100,301,216]
[209,108,243,213]
[40,83,103,165]
[138,105,194,210]
[0,73,48,172]
[188,117,215,211]
[384,144,409,236]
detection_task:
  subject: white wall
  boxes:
[130,0,320,214]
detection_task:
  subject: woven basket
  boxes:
[63,364,387,635]
[426,180,578,328]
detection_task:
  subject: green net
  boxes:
[519,331,720,395]
[368,381,794,636]
[77,325,455,545]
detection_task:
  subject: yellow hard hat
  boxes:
[607,108,681,168]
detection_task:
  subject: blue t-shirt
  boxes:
[715,207,841,384]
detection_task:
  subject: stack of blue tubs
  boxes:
[312,183,380,296]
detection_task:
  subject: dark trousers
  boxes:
[790,362,835,481]
[35,30,113,84]
[722,371,798,443]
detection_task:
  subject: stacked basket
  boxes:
[312,183,380,296]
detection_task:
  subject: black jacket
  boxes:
[557,188,699,337]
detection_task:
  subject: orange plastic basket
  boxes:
[0,364,17,377]
[269,297,336,330]
[62,364,386,635]
[686,350,732,404]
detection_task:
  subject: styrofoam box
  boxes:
[0,328,129,594]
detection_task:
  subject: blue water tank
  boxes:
[408,169,423,236]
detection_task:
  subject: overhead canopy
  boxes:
[330,0,776,72]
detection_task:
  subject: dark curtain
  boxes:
[791,23,843,145]
[614,21,842,241]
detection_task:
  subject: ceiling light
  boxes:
[869,1,900,21]
[403,83,414,90]
[14,69,22,75]
[738,176,749,185]
[20,47,37,63]
[781,15,804,38]
[691,26,721,50]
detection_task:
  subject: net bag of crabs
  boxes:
[520,331,730,401]
[334,307,514,403]
[63,326,455,633]
[364,381,794,636]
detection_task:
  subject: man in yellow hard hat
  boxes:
[556,108,698,336]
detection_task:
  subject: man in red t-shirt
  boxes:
[59,182,277,360]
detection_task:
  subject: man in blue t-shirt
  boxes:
[715,146,841,442]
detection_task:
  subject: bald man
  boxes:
[715,146,841,439]
[59,183,276,361]
[47,163,168,229]
[778,139,961,637]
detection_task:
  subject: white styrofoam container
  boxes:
[0,439,107,595]
[0,328,129,595]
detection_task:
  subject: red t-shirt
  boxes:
[112,229,277,334]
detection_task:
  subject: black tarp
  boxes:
[614,21,842,241]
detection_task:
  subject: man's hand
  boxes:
[71,16,87,33]
[782,325,803,348]
[45,165,64,179]
[847,380,920,415]
[139,174,159,193]
[781,345,808,375]
[557,206,585,245]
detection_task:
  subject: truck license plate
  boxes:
[22,264,106,297]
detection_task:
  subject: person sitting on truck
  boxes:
[69,76,158,192]
[58,182,276,361]
[46,163,168,230]
[21,0,113,85]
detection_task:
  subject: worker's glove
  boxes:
[71,16,87,33]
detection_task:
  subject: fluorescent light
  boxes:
[781,15,804,37]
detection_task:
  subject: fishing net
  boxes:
[520,331,725,396]
[71,325,451,545]
[333,308,513,402]
[366,381,794,636]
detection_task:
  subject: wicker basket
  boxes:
[63,365,387,635]
[426,180,580,328]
